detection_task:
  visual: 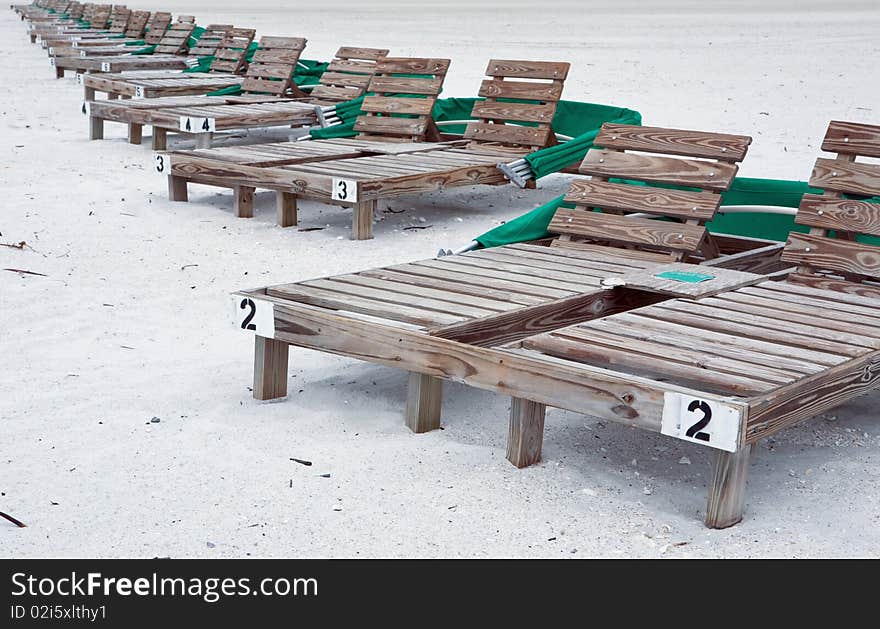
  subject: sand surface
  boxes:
[2,1,879,558]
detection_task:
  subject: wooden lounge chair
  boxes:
[81,27,256,100]
[139,45,395,151]
[70,22,232,58]
[232,120,880,528]
[164,58,569,239]
[85,36,315,146]
[40,4,129,50]
[52,20,197,78]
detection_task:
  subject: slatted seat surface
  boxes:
[265,242,661,335]
[148,101,319,130]
[515,279,880,398]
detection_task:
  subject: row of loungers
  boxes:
[15,2,880,528]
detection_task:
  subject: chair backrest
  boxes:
[239,36,308,96]
[308,47,389,104]
[547,123,752,261]
[353,57,451,142]
[87,4,110,29]
[107,6,129,34]
[463,59,569,151]
[143,11,171,45]
[176,14,195,24]
[780,120,880,294]
[208,28,256,74]
[123,10,148,38]
[188,24,233,57]
[153,21,195,55]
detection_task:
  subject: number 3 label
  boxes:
[331,177,357,202]
[660,392,743,452]
[232,296,275,338]
[153,153,169,175]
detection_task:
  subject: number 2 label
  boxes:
[231,296,275,338]
[660,392,743,452]
[331,177,357,202]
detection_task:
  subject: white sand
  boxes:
[2,1,879,558]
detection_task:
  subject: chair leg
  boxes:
[506,398,546,468]
[88,115,103,140]
[253,336,288,400]
[54,66,63,79]
[235,186,255,218]
[83,85,95,101]
[195,132,213,149]
[705,444,752,529]
[404,372,442,433]
[351,200,375,240]
[128,123,142,145]
[151,127,167,151]
[168,175,188,202]
[276,191,297,227]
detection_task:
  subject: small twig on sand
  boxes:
[290,458,312,466]
[3,268,47,276]
[0,511,26,528]
[403,225,433,231]
[0,241,27,250]
[180,264,198,270]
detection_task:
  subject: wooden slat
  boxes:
[484,59,569,80]
[563,179,720,220]
[368,76,443,95]
[548,207,706,251]
[477,79,563,102]
[318,71,372,89]
[335,46,389,60]
[360,95,434,116]
[309,85,363,102]
[353,116,428,137]
[810,158,880,197]
[463,121,551,148]
[581,149,738,191]
[821,120,880,158]
[780,232,880,278]
[796,194,880,236]
[595,123,751,161]
[239,77,287,95]
[373,57,450,75]
[470,100,556,124]
[244,63,292,80]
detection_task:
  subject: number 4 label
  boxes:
[179,117,215,133]
[660,392,743,452]
[331,177,357,202]
[232,296,275,338]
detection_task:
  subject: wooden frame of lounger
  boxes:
[131,46,395,151]
[52,20,196,77]
[45,12,169,56]
[69,21,232,57]
[85,45,394,153]
[232,121,880,529]
[84,36,316,146]
[163,59,570,239]
[39,3,129,48]
[80,27,256,100]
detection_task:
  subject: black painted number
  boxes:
[239,298,256,331]
[336,180,348,200]
[201,118,211,132]
[184,118,192,132]
[155,155,165,174]
[685,400,712,442]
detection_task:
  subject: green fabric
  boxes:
[655,271,715,283]
[205,59,328,96]
[524,101,641,178]
[474,177,880,247]
[123,39,146,46]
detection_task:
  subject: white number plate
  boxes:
[661,392,743,452]
[179,116,215,133]
[80,49,88,57]
[133,85,145,98]
[75,73,83,85]
[48,47,54,55]
[232,296,275,338]
[82,101,90,116]
[331,177,357,202]
[49,57,56,67]
[72,41,79,48]
[153,153,170,175]
[100,62,111,72]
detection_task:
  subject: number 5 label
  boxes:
[660,392,743,452]
[232,296,275,338]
